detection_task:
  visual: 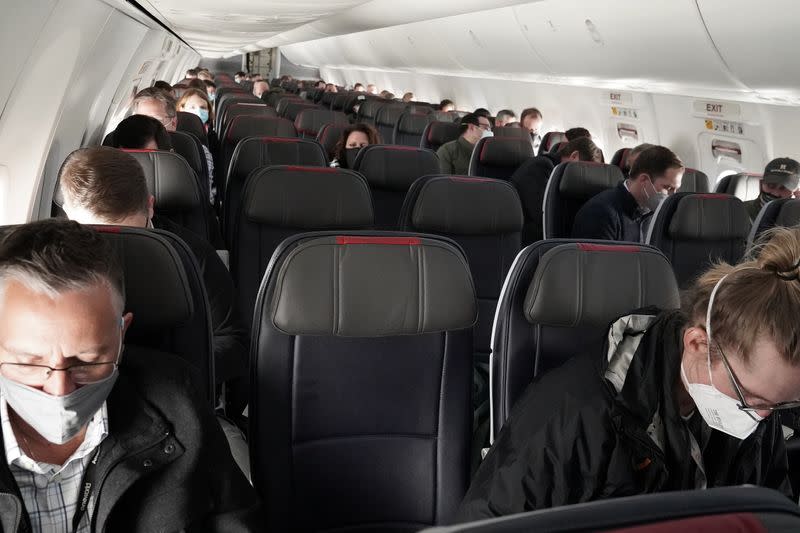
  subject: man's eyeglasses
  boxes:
[0,360,117,386]
[716,342,800,412]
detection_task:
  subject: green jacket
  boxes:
[743,197,765,222]
[437,136,475,175]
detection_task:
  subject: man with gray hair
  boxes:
[0,219,261,531]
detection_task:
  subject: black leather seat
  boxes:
[375,104,407,144]
[419,487,800,532]
[319,91,337,109]
[176,112,207,145]
[492,127,532,140]
[715,172,762,201]
[432,110,459,123]
[679,168,711,193]
[611,147,632,173]
[352,145,440,228]
[468,137,534,180]
[316,123,348,160]
[421,121,461,151]
[232,166,374,321]
[490,239,679,439]
[219,103,276,135]
[747,198,800,250]
[294,109,349,139]
[216,94,262,131]
[282,101,319,122]
[330,91,351,112]
[274,95,305,116]
[538,131,566,156]
[646,192,751,288]
[357,98,385,127]
[394,112,432,147]
[543,162,624,238]
[223,137,328,245]
[250,231,476,532]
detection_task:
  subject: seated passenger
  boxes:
[152,80,174,97]
[325,83,338,94]
[366,84,378,95]
[402,92,414,103]
[114,115,172,151]
[457,226,800,520]
[353,83,365,92]
[234,71,245,84]
[439,99,455,112]
[565,126,591,140]
[58,147,250,416]
[520,107,544,151]
[622,142,655,176]
[252,81,268,99]
[571,145,683,242]
[0,218,261,530]
[330,124,381,169]
[203,80,217,103]
[177,88,214,132]
[743,158,800,221]
[197,69,213,81]
[494,109,517,128]
[436,113,492,175]
[511,137,603,243]
[315,80,326,90]
[185,68,198,79]
[252,74,263,82]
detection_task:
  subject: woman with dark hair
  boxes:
[114,114,173,151]
[330,123,381,169]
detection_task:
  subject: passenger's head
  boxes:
[555,137,603,163]
[176,88,213,126]
[440,99,455,112]
[131,87,177,132]
[333,123,381,169]
[625,143,655,173]
[234,71,245,83]
[252,74,263,82]
[626,145,684,212]
[59,147,153,227]
[185,68,198,79]
[253,81,269,99]
[0,219,129,422]
[197,69,213,81]
[402,92,414,103]
[316,80,326,90]
[325,83,338,93]
[114,115,172,151]
[565,127,591,141]
[366,84,378,95]
[186,79,206,92]
[354,83,365,92]
[153,80,174,96]
[203,80,217,102]
[759,158,800,201]
[520,108,543,135]
[495,109,517,128]
[681,226,800,421]
[473,108,491,119]
[459,113,492,145]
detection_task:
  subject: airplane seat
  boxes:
[357,98,386,127]
[305,88,322,102]
[421,121,462,151]
[176,112,208,146]
[216,94,263,127]
[714,172,762,201]
[432,110,459,123]
[747,198,800,250]
[490,239,679,439]
[331,91,352,112]
[240,80,254,93]
[319,91,337,109]
[274,95,305,116]
[407,104,434,115]
[214,86,249,102]
[232,166,374,321]
[492,127,532,140]
[220,116,298,191]
[645,193,751,288]
[218,103,276,134]
[468,137,535,180]
[250,231,476,532]
[538,131,567,156]
[282,101,319,122]
[418,486,800,533]
[223,137,328,245]
[294,108,349,139]
[393,112,432,147]
[611,147,632,173]
[543,162,624,238]
[375,104,407,144]
[678,168,711,193]
[352,145,440,228]
[317,123,349,161]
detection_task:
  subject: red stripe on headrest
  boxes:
[285,166,337,173]
[121,149,158,153]
[381,146,422,152]
[694,194,729,199]
[336,236,421,245]
[449,176,495,183]
[92,225,121,233]
[259,137,300,143]
[577,243,640,253]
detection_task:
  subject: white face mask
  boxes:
[643,178,668,213]
[681,274,763,440]
[481,128,494,139]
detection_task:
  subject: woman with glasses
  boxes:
[456,226,800,521]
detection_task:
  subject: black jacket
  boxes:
[510,153,559,245]
[456,311,792,521]
[571,182,648,242]
[0,347,263,532]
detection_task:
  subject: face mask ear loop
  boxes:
[705,273,730,389]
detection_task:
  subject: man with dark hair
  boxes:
[495,109,517,128]
[114,115,172,151]
[0,218,261,530]
[520,107,544,151]
[58,147,250,416]
[439,99,455,112]
[565,127,591,140]
[572,145,684,242]
[623,142,655,175]
[204,79,217,103]
[511,137,604,244]
[743,158,800,221]
[152,80,173,96]
[234,71,245,84]
[436,113,492,175]
[353,83,365,92]
[185,68,198,79]
[473,108,491,119]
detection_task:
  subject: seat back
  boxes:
[176,112,207,145]
[393,112,433,147]
[679,168,711,193]
[317,123,349,160]
[715,172,762,201]
[294,109,349,139]
[232,166,375,321]
[331,91,351,112]
[490,239,679,439]
[421,121,462,151]
[646,193,751,288]
[543,162,624,238]
[220,116,298,186]
[168,131,207,187]
[611,147,632,174]
[492,127,532,141]
[216,94,262,130]
[352,145,440,228]
[468,137,535,180]
[538,131,566,155]
[375,104,407,144]
[319,91,337,109]
[223,137,328,245]
[283,101,319,122]
[250,231,476,532]
[747,198,800,250]
[220,103,276,135]
[357,98,385,126]
[432,110,459,123]
[274,95,305,116]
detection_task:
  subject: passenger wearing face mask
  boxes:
[0,219,263,531]
[436,113,492,175]
[329,123,381,169]
[456,226,800,521]
[572,145,683,242]
[743,158,800,222]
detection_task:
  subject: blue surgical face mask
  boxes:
[194,108,209,124]
[208,93,216,102]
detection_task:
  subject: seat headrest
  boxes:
[377,105,406,126]
[477,137,534,167]
[667,194,751,240]
[541,131,567,151]
[123,150,201,211]
[775,199,800,227]
[410,177,523,235]
[558,162,624,198]
[426,121,461,145]
[94,227,193,330]
[354,145,440,191]
[243,166,374,228]
[398,113,431,134]
[524,242,679,327]
[679,168,711,193]
[294,109,347,136]
[227,116,296,143]
[269,234,477,336]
